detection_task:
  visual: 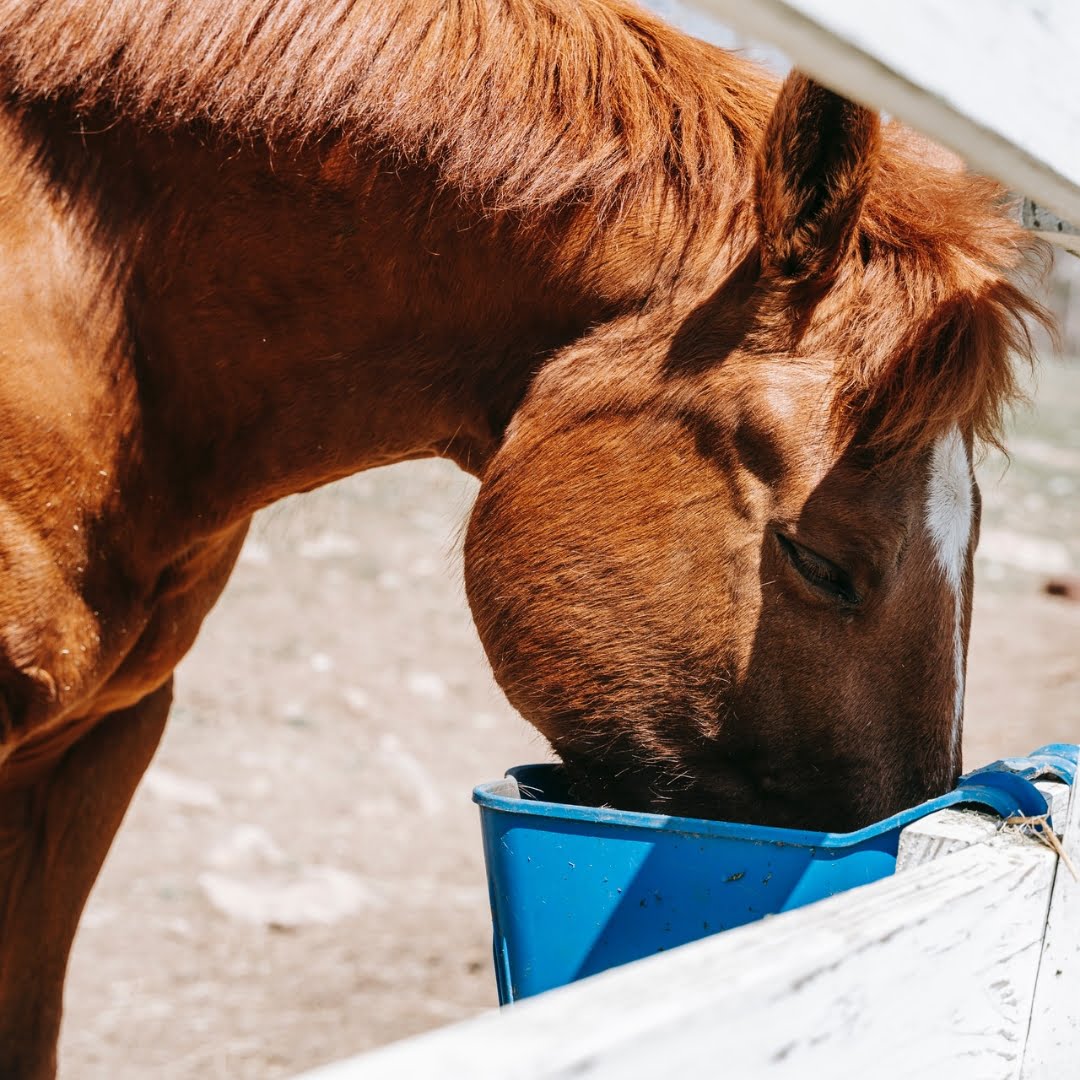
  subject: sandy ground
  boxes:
[56,442,1079,1078]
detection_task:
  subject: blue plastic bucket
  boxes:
[474,745,1076,1004]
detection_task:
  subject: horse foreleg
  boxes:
[0,679,173,1080]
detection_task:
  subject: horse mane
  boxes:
[0,0,772,222]
[0,0,1052,453]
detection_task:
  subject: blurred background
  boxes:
[59,5,1079,1078]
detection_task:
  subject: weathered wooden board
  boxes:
[1022,200,1080,257]
[695,0,1080,228]
[1022,781,1080,1076]
[297,832,1056,1080]
[896,782,1071,873]
[895,807,1000,872]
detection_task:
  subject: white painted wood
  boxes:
[297,832,1056,1080]
[896,782,1068,872]
[1036,780,1071,833]
[1021,200,1080,240]
[692,0,1080,227]
[1019,200,1080,258]
[896,807,999,872]
[1021,781,1080,1076]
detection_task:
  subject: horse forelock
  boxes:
[818,153,1053,458]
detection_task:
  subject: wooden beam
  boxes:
[895,807,999,872]
[693,0,1080,229]
[1021,199,1080,258]
[896,782,1071,873]
[296,832,1056,1080]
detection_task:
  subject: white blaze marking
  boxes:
[925,428,973,760]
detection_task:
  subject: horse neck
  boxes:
[15,104,734,558]
[85,128,643,535]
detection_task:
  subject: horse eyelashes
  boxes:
[775,533,861,606]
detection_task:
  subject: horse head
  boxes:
[464,72,1047,831]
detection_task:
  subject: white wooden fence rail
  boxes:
[290,4,1080,1076]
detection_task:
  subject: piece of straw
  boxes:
[1001,814,1079,881]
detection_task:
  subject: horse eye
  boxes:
[776,533,861,606]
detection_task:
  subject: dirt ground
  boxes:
[58,412,1079,1077]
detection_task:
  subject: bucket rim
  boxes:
[472,754,1067,850]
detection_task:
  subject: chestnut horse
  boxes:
[0,0,1051,1074]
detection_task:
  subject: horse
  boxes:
[0,0,1051,1074]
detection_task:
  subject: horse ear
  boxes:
[755,72,880,283]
